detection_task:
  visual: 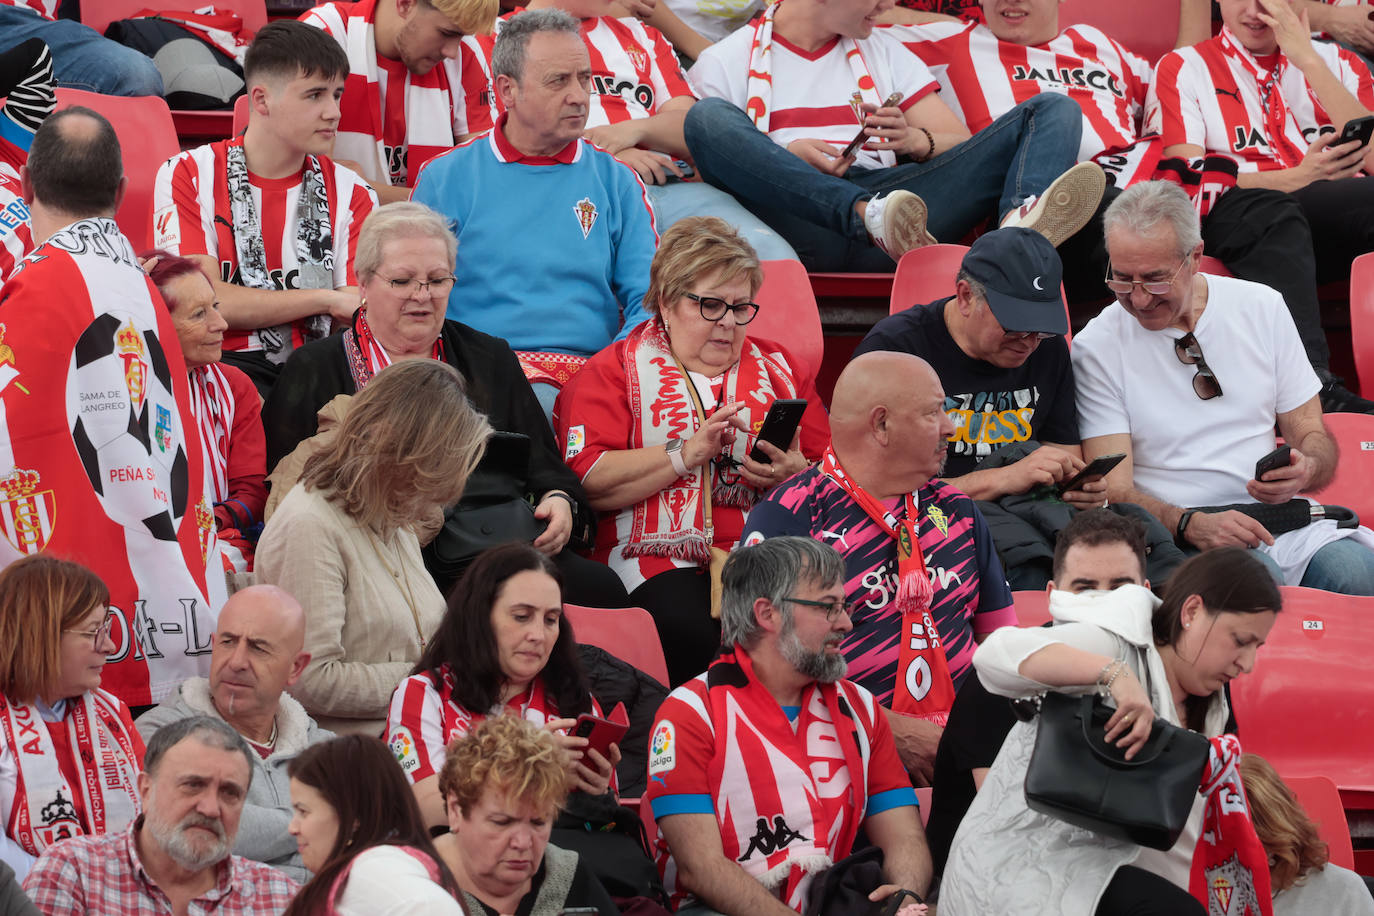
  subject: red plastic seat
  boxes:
[1011,589,1052,628]
[53,88,179,253]
[890,244,970,315]
[753,259,825,388]
[1284,775,1356,870]
[1058,0,1181,66]
[562,604,670,686]
[1350,252,1374,396]
[1228,587,1374,800]
[231,94,250,136]
[83,0,267,41]
[1304,411,1374,526]
[1198,255,1232,277]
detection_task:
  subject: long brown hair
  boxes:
[0,555,108,703]
[1240,753,1330,892]
[299,360,490,534]
[282,735,461,915]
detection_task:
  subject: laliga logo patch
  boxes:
[565,424,586,459]
[390,726,420,773]
[648,721,675,774]
[926,505,949,538]
[574,197,599,239]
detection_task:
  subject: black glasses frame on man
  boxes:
[782,596,853,622]
[685,293,760,325]
[1174,332,1223,400]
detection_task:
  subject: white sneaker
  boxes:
[999,161,1106,247]
[863,190,937,262]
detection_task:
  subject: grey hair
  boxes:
[720,537,846,650]
[954,268,986,304]
[491,8,580,82]
[354,201,458,284]
[144,715,254,786]
[1102,180,1203,257]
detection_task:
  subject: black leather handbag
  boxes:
[1023,692,1209,850]
[422,432,548,595]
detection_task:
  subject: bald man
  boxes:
[135,586,332,882]
[741,352,1015,783]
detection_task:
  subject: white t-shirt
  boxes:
[333,845,466,916]
[688,25,939,171]
[664,0,764,45]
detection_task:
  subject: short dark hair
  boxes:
[26,106,122,217]
[413,543,591,718]
[1153,547,1281,649]
[244,20,349,87]
[1051,509,1148,583]
[143,715,254,785]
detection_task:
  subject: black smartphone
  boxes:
[840,92,905,159]
[1057,452,1126,495]
[1255,444,1292,482]
[749,399,808,463]
[1336,115,1374,148]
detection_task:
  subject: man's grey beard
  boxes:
[145,807,230,871]
[778,616,847,684]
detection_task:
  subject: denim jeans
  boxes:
[1251,537,1374,595]
[646,179,799,261]
[683,93,1083,270]
[0,8,164,97]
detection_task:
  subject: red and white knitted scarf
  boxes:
[620,320,795,564]
[818,448,955,723]
[188,363,235,503]
[430,663,563,745]
[1190,735,1273,916]
[701,649,871,910]
[1217,28,1306,168]
[0,690,141,857]
[341,308,444,391]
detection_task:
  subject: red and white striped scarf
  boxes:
[620,320,794,564]
[1190,735,1273,916]
[188,363,235,503]
[701,649,871,910]
[1217,29,1306,168]
[307,0,462,188]
[429,663,562,742]
[744,1,893,166]
[340,308,444,390]
[0,690,142,857]
[818,448,954,724]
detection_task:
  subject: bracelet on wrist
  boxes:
[915,126,935,162]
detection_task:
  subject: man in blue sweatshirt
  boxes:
[411,7,657,418]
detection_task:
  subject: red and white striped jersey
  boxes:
[688,26,938,170]
[303,0,495,188]
[1147,30,1374,171]
[899,21,1152,161]
[0,169,30,287]
[150,138,377,353]
[0,1,58,19]
[466,13,692,129]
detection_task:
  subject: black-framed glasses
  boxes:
[1174,332,1223,400]
[1002,330,1056,342]
[380,274,457,297]
[65,609,116,652]
[1104,255,1190,296]
[782,596,853,622]
[685,293,759,325]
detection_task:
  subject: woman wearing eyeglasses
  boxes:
[263,202,627,608]
[0,556,143,881]
[553,217,831,684]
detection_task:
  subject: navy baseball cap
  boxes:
[960,227,1068,336]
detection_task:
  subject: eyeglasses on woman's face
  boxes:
[684,293,760,325]
[378,274,457,297]
[65,609,117,652]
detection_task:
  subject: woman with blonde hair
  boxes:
[1240,754,1374,915]
[434,715,618,916]
[553,216,830,683]
[0,556,143,879]
[257,359,490,733]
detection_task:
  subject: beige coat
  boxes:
[255,484,445,735]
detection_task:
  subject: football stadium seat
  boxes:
[1350,252,1374,395]
[53,88,178,253]
[754,259,825,388]
[563,604,670,686]
[1058,0,1180,66]
[1198,255,1231,276]
[1284,775,1356,870]
[890,244,970,315]
[84,0,267,43]
[1228,587,1374,800]
[1012,590,1052,628]
[1305,411,1374,525]
[231,93,250,135]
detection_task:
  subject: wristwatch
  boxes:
[1175,508,1200,544]
[666,438,689,477]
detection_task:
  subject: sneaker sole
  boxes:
[1022,162,1106,248]
[882,192,938,261]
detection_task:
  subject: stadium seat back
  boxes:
[1198,255,1231,276]
[1058,0,1180,66]
[891,244,970,315]
[1283,775,1355,870]
[231,94,250,136]
[83,0,268,42]
[53,89,179,253]
[753,259,825,388]
[1351,252,1374,396]
[562,604,670,686]
[1305,412,1374,525]
[1228,587,1374,795]
[1012,589,1052,627]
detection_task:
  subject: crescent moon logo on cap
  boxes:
[1032,276,1044,291]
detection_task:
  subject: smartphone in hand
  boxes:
[841,92,905,159]
[1056,453,1126,496]
[1254,444,1291,482]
